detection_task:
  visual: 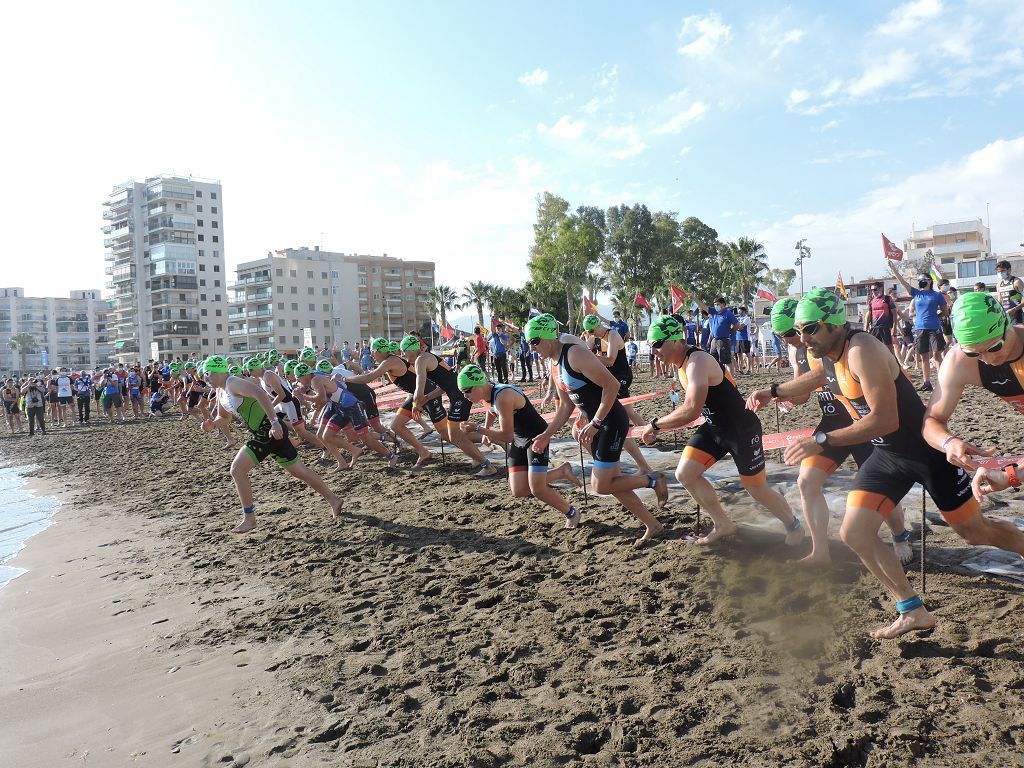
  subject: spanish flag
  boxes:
[835,272,849,300]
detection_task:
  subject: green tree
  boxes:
[762,267,797,298]
[427,284,462,328]
[721,236,769,306]
[663,216,722,301]
[461,281,494,331]
[583,269,610,303]
[8,333,35,373]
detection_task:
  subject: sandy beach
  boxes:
[2,368,1024,767]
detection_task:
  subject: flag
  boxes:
[529,306,541,318]
[835,272,849,300]
[882,233,904,261]
[582,295,598,315]
[670,285,687,313]
[634,291,652,311]
[502,318,520,331]
[930,261,944,283]
[756,285,777,302]
[440,323,455,340]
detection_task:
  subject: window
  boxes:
[215,309,221,316]
[201,308,208,316]
[212,221,218,228]
[306,270,314,279]
[332,286,337,294]
[202,338,208,346]
[941,257,954,264]
[290,286,297,294]
[198,234,204,241]
[216,338,223,345]
[216,323,222,331]
[215,295,220,301]
[278,302,284,309]
[979,260,997,277]
[310,319,316,327]
[211,206,218,214]
[198,250,205,257]
[214,280,220,287]
[321,287,328,295]
[200,279,206,286]
[200,293,207,301]
[289,269,297,278]
[212,236,218,243]
[321,272,328,279]
[278,319,285,327]
[211,192,217,199]
[308,303,315,311]
[307,287,314,295]
[957,261,977,278]
[201,323,208,331]
[181,339,189,347]
[292,319,299,327]
[323,304,329,312]
[330,270,338,278]
[175,203,183,211]
[334,318,340,326]
[196,190,203,198]
[213,252,219,260]
[199,263,206,271]
[197,219,204,226]
[276,285,284,293]
[279,335,287,344]
[196,205,203,213]
[292,335,299,344]
[276,268,283,276]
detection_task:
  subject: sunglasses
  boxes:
[651,338,667,349]
[528,338,542,346]
[459,387,474,395]
[795,322,822,337]
[781,329,798,339]
[962,329,1006,357]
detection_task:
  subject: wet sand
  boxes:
[2,366,1023,766]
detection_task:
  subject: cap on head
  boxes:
[300,348,316,364]
[385,340,400,354]
[267,348,279,358]
[647,315,684,344]
[197,361,206,376]
[399,335,421,352]
[370,337,390,353]
[294,362,313,377]
[244,357,263,371]
[952,291,1007,347]
[316,359,333,373]
[770,298,799,334]
[524,313,558,341]
[456,364,488,390]
[266,351,280,364]
[582,314,601,332]
[184,361,196,370]
[283,359,299,375]
[228,365,243,376]
[795,288,847,327]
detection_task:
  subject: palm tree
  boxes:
[610,286,639,339]
[583,269,611,303]
[428,285,462,328]
[8,332,35,373]
[461,281,494,331]
[722,237,768,306]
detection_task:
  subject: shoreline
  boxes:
[0,470,323,767]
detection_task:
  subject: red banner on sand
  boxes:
[974,455,1024,470]
[761,428,814,451]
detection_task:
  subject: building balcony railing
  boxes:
[228,328,250,337]
[228,274,272,288]
[228,308,272,320]
[153,310,199,322]
[106,195,133,210]
[146,188,193,202]
[230,289,273,303]
[153,321,200,337]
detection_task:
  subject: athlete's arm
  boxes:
[822,337,899,447]
[887,260,914,295]
[923,348,993,471]
[344,359,394,384]
[570,344,620,424]
[226,375,282,437]
[475,388,516,444]
[1013,278,1024,314]
[261,371,286,407]
[594,331,622,368]
[412,355,429,405]
[532,385,575,453]
[748,362,824,411]
[645,355,708,433]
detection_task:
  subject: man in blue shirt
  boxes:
[609,310,630,340]
[684,311,698,346]
[694,296,742,373]
[489,324,510,383]
[888,261,948,392]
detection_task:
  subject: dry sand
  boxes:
[1,366,1023,767]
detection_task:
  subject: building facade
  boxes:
[228,246,435,354]
[903,219,994,291]
[102,174,227,363]
[1,287,113,373]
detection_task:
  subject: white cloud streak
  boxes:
[677,12,732,58]
[518,68,549,86]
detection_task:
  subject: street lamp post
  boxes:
[794,239,811,296]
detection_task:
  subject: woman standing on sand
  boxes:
[3,379,23,434]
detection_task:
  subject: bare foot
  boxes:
[870,607,936,639]
[349,446,364,467]
[892,539,914,565]
[794,552,832,569]
[413,455,434,470]
[334,459,351,472]
[784,518,804,546]
[556,462,581,488]
[564,508,582,529]
[329,496,343,520]
[388,452,399,468]
[652,473,669,509]
[693,523,738,545]
[635,524,666,545]
[233,515,256,534]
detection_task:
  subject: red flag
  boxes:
[882,233,904,261]
[582,295,598,315]
[501,318,520,331]
[670,285,687,313]
[441,323,455,340]
[756,285,777,302]
[634,291,652,311]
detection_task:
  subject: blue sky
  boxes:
[4,0,1024,300]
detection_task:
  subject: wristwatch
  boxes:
[813,430,830,448]
[650,417,660,432]
[770,382,779,398]
[1006,464,1021,489]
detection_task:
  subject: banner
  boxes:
[882,233,904,261]
[835,272,849,300]
[670,285,687,313]
[756,285,777,302]
[634,291,652,311]
[440,323,455,340]
[761,428,814,451]
[930,261,944,283]
[582,295,598,316]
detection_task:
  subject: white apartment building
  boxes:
[228,246,435,354]
[903,219,994,291]
[102,174,227,363]
[0,287,113,373]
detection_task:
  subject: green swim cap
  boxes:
[294,362,313,377]
[385,341,400,354]
[228,365,243,376]
[370,337,390,353]
[244,357,263,371]
[647,315,684,343]
[204,355,229,374]
[457,364,488,390]
[795,288,847,327]
[196,361,206,376]
[952,291,1007,347]
[267,348,279,358]
[300,348,316,364]
[524,313,558,341]
[265,351,280,364]
[283,359,299,375]
[316,359,333,373]
[169,363,183,374]
[582,314,601,332]
[399,335,421,352]
[770,298,799,334]
[184,361,196,370]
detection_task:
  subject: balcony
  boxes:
[228,273,272,288]
[153,320,200,337]
[152,309,199,321]
[146,187,193,202]
[147,214,195,232]
[228,307,272,320]
[150,294,198,307]
[230,288,273,303]
[151,276,198,291]
[106,195,133,210]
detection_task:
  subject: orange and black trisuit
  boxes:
[977,346,1024,415]
[388,355,447,424]
[678,347,766,485]
[795,347,874,475]
[820,329,977,524]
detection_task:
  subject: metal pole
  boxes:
[695,504,701,535]
[439,429,446,467]
[775,401,783,463]
[920,485,926,594]
[579,441,589,505]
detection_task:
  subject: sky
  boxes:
[3,0,1024,302]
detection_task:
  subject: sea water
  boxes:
[0,466,60,589]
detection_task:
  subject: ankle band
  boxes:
[896,595,923,614]
[242,506,255,516]
[892,530,912,543]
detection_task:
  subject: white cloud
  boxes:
[652,101,708,134]
[679,146,692,157]
[677,12,732,58]
[601,125,647,159]
[763,27,805,59]
[820,119,840,131]
[846,49,918,98]
[757,135,1024,287]
[518,68,549,87]
[536,114,585,141]
[875,0,943,37]
[786,88,810,110]
[808,148,885,165]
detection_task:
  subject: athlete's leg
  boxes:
[742,474,802,544]
[797,464,832,566]
[622,404,654,474]
[229,447,260,533]
[675,456,736,544]
[281,460,343,519]
[392,412,430,464]
[591,465,664,542]
[951,511,1024,556]
[443,420,490,468]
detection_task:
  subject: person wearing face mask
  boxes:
[937,279,958,346]
[692,295,742,375]
[995,260,1024,325]
[888,261,948,392]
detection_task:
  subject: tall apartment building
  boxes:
[102,174,227,364]
[903,219,994,291]
[228,246,435,354]
[0,287,112,373]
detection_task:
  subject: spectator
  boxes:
[490,323,510,384]
[21,378,46,436]
[473,327,489,370]
[609,310,630,340]
[517,333,533,382]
